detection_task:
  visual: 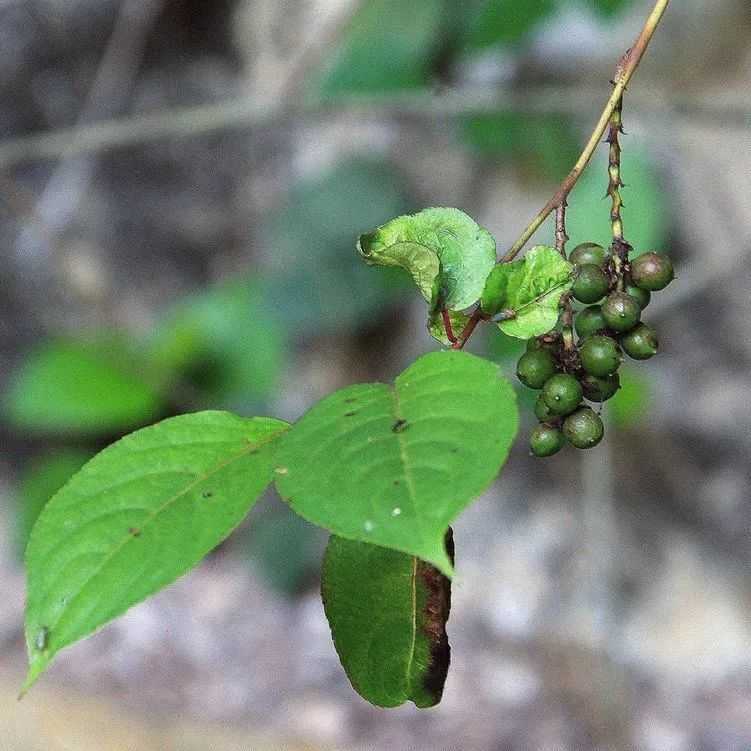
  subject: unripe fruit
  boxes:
[542,373,583,416]
[530,425,565,457]
[630,252,674,291]
[570,242,607,268]
[572,264,610,304]
[516,350,557,389]
[563,406,604,449]
[625,283,651,310]
[601,291,641,332]
[620,323,659,360]
[580,372,620,402]
[579,335,622,377]
[575,306,607,339]
[534,394,555,422]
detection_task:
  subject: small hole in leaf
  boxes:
[392,419,408,433]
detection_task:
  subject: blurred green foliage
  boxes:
[263,159,412,332]
[15,450,91,559]
[609,367,652,428]
[4,336,164,434]
[462,0,556,50]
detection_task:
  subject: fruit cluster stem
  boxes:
[500,0,670,264]
[607,96,625,243]
[555,202,569,257]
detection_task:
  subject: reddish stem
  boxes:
[441,308,457,344]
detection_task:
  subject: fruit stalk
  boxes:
[500,0,671,263]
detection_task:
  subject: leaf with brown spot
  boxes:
[321,530,454,708]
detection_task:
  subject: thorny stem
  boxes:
[500,0,671,263]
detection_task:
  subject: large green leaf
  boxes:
[322,532,453,708]
[317,0,446,97]
[358,207,497,312]
[147,278,285,408]
[481,245,573,339]
[263,159,410,333]
[566,148,667,257]
[23,411,288,692]
[5,336,164,434]
[275,351,518,575]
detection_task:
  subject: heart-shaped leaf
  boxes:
[275,350,517,575]
[481,245,573,339]
[358,207,497,312]
[322,531,454,708]
[23,411,288,692]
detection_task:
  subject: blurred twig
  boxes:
[0,86,747,170]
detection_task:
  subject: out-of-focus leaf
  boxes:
[23,412,289,693]
[322,532,453,708]
[461,113,581,179]
[247,506,324,595]
[264,159,411,332]
[481,245,573,339]
[15,451,91,559]
[4,336,164,434]
[463,0,556,50]
[317,0,446,97]
[275,351,518,576]
[609,367,652,428]
[566,148,668,257]
[359,207,496,312]
[148,278,285,408]
[590,0,634,18]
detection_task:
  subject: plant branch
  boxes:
[554,202,569,257]
[606,96,625,243]
[500,0,671,263]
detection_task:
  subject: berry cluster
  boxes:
[519,242,674,457]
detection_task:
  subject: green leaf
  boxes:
[263,159,411,333]
[5,336,164,434]
[566,148,668,257]
[275,350,518,575]
[148,278,285,407]
[481,246,573,339]
[317,0,446,97]
[463,0,556,50]
[15,451,92,560]
[322,532,453,708]
[358,207,497,312]
[23,411,289,692]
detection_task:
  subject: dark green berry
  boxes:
[579,334,622,377]
[625,283,651,310]
[570,242,607,268]
[601,291,641,332]
[563,406,604,449]
[542,373,583,416]
[630,252,674,291]
[516,350,557,389]
[620,323,659,360]
[575,306,607,339]
[530,425,565,457]
[534,394,556,422]
[572,264,610,304]
[580,372,621,403]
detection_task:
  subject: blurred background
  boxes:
[1,0,750,748]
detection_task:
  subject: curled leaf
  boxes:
[481,245,573,339]
[358,207,496,312]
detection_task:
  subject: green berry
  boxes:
[575,306,607,339]
[572,264,610,304]
[625,283,651,310]
[579,334,622,377]
[630,252,674,291]
[534,394,556,422]
[530,425,565,457]
[601,291,641,332]
[516,350,557,389]
[563,406,604,449]
[580,372,621,403]
[542,373,583,416]
[570,242,607,268]
[620,323,659,360]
